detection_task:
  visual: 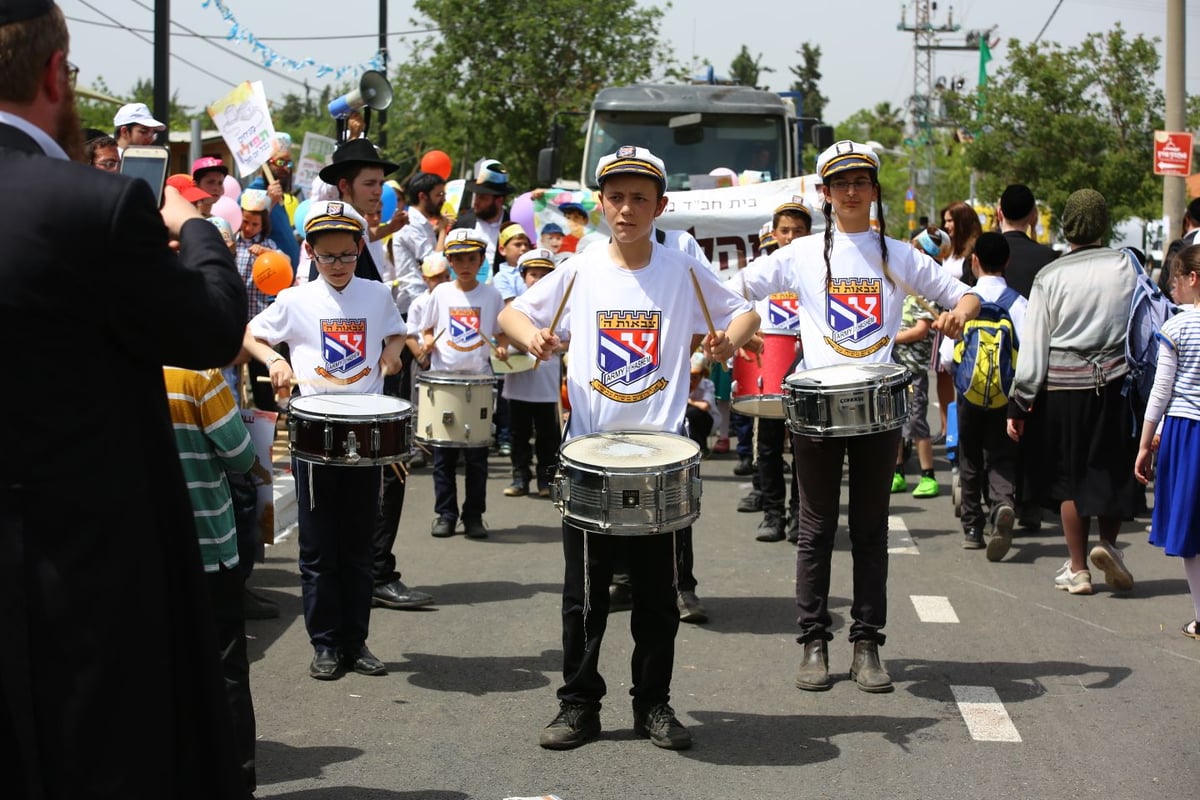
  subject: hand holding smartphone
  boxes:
[119,145,170,207]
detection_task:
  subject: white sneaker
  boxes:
[1053,561,1094,595]
[1089,541,1134,591]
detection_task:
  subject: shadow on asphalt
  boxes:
[423,580,561,605]
[261,788,468,799]
[888,657,1132,703]
[386,649,560,695]
[256,740,362,786]
[677,710,940,766]
[695,595,848,637]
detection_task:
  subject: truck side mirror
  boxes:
[812,124,834,152]
[537,146,560,187]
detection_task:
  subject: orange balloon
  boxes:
[252,251,294,296]
[419,149,452,180]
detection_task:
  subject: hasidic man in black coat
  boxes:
[0,2,251,798]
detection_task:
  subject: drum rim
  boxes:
[784,363,912,390]
[559,430,701,472]
[289,393,413,421]
[417,371,497,384]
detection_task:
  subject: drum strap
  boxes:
[581,531,591,643]
[308,463,316,511]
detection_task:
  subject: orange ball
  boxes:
[252,250,294,296]
[419,149,453,180]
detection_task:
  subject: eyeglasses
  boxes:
[312,251,358,265]
[93,158,120,171]
[64,60,78,89]
[269,157,294,169]
[828,178,874,193]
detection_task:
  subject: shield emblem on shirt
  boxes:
[596,310,661,386]
[321,319,367,374]
[448,306,483,350]
[827,278,883,344]
[767,293,800,329]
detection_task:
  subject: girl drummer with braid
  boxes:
[731,140,979,693]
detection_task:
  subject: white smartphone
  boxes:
[119,145,170,207]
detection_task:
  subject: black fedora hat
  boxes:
[466,158,515,196]
[319,137,399,184]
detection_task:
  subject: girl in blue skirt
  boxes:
[1135,244,1200,639]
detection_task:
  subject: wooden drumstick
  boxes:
[881,261,939,318]
[689,267,717,340]
[389,461,407,484]
[533,271,576,371]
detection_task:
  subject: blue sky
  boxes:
[63,0,1198,127]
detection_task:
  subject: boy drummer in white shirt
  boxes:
[501,145,758,751]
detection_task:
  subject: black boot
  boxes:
[849,640,893,693]
[794,640,830,691]
[755,512,785,542]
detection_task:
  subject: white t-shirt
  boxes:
[421,280,504,373]
[248,276,408,396]
[390,205,438,314]
[503,352,561,403]
[511,243,752,441]
[584,227,716,274]
[475,218,502,283]
[733,231,968,370]
[936,274,1028,371]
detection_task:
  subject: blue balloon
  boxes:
[380,184,398,222]
[293,199,311,240]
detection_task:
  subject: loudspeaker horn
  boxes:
[328,70,394,118]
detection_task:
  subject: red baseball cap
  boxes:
[167,173,212,204]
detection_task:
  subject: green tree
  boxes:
[76,77,194,133]
[388,0,673,189]
[273,84,342,146]
[967,25,1164,234]
[729,45,773,90]
[789,43,827,122]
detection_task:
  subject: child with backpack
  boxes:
[940,232,1027,558]
[1134,244,1200,639]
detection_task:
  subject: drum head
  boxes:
[290,393,410,417]
[561,431,699,469]
[418,371,496,385]
[786,363,907,389]
[491,352,536,374]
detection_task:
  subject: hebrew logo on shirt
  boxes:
[447,306,484,352]
[318,318,371,384]
[825,278,889,357]
[591,310,668,403]
[767,292,800,329]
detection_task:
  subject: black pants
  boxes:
[372,373,408,585]
[792,428,900,645]
[732,410,753,459]
[227,468,260,581]
[756,417,793,517]
[612,527,696,593]
[248,357,278,414]
[684,406,713,451]
[957,402,1017,532]
[508,399,560,489]
[559,524,683,710]
[293,459,379,652]
[205,565,256,795]
[432,446,488,522]
[494,378,511,446]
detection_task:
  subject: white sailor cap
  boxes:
[517,248,556,273]
[815,140,881,180]
[595,145,667,192]
[304,200,367,236]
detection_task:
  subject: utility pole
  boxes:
[898,1,959,223]
[1163,0,1186,243]
[153,0,169,145]
[378,0,389,148]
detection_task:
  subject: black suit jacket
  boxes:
[0,122,247,799]
[1002,230,1059,299]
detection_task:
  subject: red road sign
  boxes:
[1154,131,1193,177]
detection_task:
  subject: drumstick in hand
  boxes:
[534,271,576,371]
[740,284,762,368]
[690,267,717,340]
[881,262,939,317]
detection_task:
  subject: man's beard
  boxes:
[477,199,502,222]
[57,84,85,162]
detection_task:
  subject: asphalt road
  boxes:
[247,437,1197,800]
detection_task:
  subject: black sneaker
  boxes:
[962,528,984,549]
[538,701,601,750]
[633,703,692,750]
[431,517,456,538]
[736,489,762,513]
[733,457,756,476]
[463,518,488,539]
[785,513,800,543]
[755,513,785,542]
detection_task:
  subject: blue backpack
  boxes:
[953,287,1020,410]
[1122,247,1180,410]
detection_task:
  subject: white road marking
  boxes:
[950,685,1022,742]
[888,515,919,555]
[911,595,959,623]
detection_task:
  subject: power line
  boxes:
[1033,0,1065,44]
[75,0,240,90]
[126,0,309,89]
[67,14,438,41]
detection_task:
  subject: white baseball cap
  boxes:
[113,102,167,131]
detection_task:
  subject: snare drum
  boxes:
[731,328,801,418]
[288,393,413,466]
[551,431,702,535]
[491,352,536,374]
[415,371,496,446]
[783,363,912,438]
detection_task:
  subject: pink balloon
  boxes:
[212,195,243,232]
[508,191,534,240]
[222,174,241,200]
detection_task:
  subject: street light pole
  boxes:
[1163,0,1186,243]
[153,0,169,144]
[378,0,388,148]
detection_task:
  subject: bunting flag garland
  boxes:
[201,0,386,79]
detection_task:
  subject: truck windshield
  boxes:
[585,111,786,190]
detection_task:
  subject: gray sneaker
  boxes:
[633,703,692,749]
[986,504,1014,562]
[1053,561,1094,595]
[538,702,601,750]
[1089,541,1133,591]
